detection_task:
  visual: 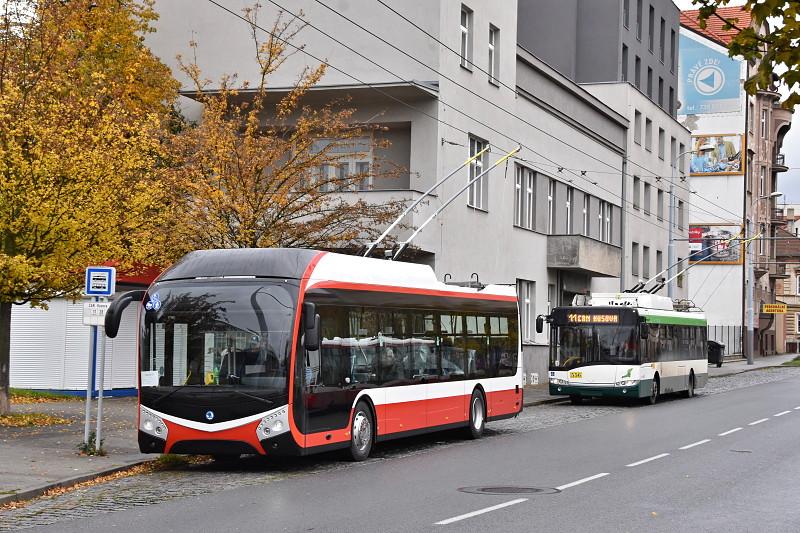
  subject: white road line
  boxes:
[795,407,800,410]
[555,473,610,491]
[434,498,528,525]
[774,410,792,417]
[626,453,670,467]
[679,439,711,450]
[748,418,769,426]
[718,427,742,436]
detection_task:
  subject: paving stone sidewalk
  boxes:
[0,397,150,505]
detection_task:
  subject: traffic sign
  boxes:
[83,301,111,325]
[84,266,116,297]
[761,303,787,314]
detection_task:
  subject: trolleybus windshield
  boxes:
[140,280,298,396]
[550,323,639,370]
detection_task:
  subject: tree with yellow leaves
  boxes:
[165,7,405,253]
[0,0,179,413]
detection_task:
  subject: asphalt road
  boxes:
[17,371,800,533]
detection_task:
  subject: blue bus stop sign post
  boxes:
[82,267,116,449]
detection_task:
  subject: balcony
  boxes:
[773,152,789,173]
[769,263,789,280]
[772,207,785,223]
[546,235,620,277]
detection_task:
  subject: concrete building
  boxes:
[681,6,793,357]
[774,222,800,353]
[518,0,681,117]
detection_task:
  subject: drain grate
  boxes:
[458,486,559,495]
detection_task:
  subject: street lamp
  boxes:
[668,144,713,298]
[745,190,783,365]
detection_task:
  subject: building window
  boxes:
[648,5,654,51]
[623,0,630,28]
[658,127,665,159]
[796,276,800,296]
[314,137,373,191]
[678,200,685,229]
[677,257,684,288]
[670,29,676,72]
[517,280,535,343]
[636,0,643,40]
[760,108,767,137]
[643,245,651,278]
[670,137,677,165]
[669,86,675,115]
[460,5,473,70]
[635,56,641,88]
[749,102,755,132]
[645,118,652,151]
[600,201,612,243]
[759,166,765,196]
[644,182,651,215]
[678,142,685,173]
[633,176,641,209]
[659,17,665,62]
[565,187,574,233]
[647,67,653,98]
[514,165,534,230]
[759,223,766,255]
[658,77,664,107]
[548,283,556,315]
[622,44,629,81]
[583,194,590,236]
[634,110,642,144]
[488,25,499,85]
[547,179,555,234]
[632,242,640,277]
[656,250,663,277]
[657,189,664,220]
[468,136,487,209]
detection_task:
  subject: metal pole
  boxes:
[746,218,755,364]
[667,161,676,298]
[83,302,96,445]
[620,159,627,292]
[95,298,107,451]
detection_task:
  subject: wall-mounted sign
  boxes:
[762,303,787,314]
[690,134,744,175]
[689,224,743,264]
[679,35,741,115]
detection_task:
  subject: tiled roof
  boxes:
[680,6,753,46]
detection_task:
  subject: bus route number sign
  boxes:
[567,313,619,324]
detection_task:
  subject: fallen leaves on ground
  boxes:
[0,413,72,428]
[10,389,77,404]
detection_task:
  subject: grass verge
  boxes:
[10,389,77,404]
[782,356,800,367]
[0,413,72,428]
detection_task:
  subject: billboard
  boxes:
[689,224,743,264]
[689,134,744,175]
[679,35,741,115]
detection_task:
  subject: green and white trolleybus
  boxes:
[540,293,708,404]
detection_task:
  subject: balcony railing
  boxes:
[774,152,788,172]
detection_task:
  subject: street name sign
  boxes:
[83,301,111,326]
[761,303,787,314]
[84,266,116,297]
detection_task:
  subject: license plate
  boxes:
[569,371,583,379]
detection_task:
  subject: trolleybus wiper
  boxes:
[151,385,192,407]
[230,389,274,405]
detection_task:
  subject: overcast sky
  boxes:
[673,0,800,205]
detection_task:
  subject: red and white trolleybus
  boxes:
[105,248,523,460]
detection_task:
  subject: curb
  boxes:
[522,396,569,408]
[0,459,154,507]
[709,360,793,379]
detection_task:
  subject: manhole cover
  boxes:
[458,486,560,495]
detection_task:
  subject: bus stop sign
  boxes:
[84,266,116,297]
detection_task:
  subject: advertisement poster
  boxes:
[689,134,744,175]
[679,35,741,115]
[689,224,742,264]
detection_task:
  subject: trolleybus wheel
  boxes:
[684,371,695,398]
[348,401,373,461]
[646,375,660,405]
[569,395,583,405]
[467,389,486,439]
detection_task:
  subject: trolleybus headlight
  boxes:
[550,378,569,385]
[256,407,289,440]
[139,406,168,441]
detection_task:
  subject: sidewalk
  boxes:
[0,397,151,506]
[709,352,798,378]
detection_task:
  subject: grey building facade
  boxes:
[518,0,681,117]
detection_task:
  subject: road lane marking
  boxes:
[434,498,528,525]
[626,453,670,467]
[748,418,769,426]
[795,407,800,410]
[718,427,742,436]
[679,439,711,450]
[774,411,791,417]
[555,473,610,491]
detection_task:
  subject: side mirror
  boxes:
[104,290,146,338]
[302,302,321,351]
[535,315,545,334]
[640,323,649,340]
